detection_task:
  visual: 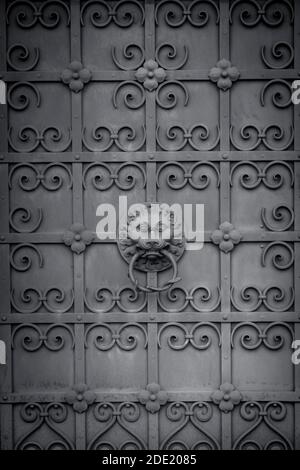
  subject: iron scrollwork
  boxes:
[6,1,71,28]
[230,161,294,190]
[231,286,294,312]
[160,402,220,450]
[261,42,294,69]
[84,322,148,351]
[7,44,40,71]
[11,287,74,313]
[261,204,294,232]
[84,286,147,313]
[261,242,294,270]
[8,82,41,111]
[156,124,220,151]
[16,403,74,450]
[83,162,146,190]
[261,79,292,108]
[158,322,221,349]
[155,0,220,27]
[12,323,75,351]
[81,0,145,28]
[82,125,146,151]
[157,286,221,312]
[9,207,43,233]
[88,402,146,450]
[231,321,294,350]
[233,402,293,450]
[157,162,220,190]
[8,126,72,152]
[230,125,294,151]
[112,42,188,72]
[9,163,73,191]
[10,243,44,272]
[229,0,294,27]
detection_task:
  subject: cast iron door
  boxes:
[0,0,299,450]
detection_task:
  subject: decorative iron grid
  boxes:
[0,0,299,450]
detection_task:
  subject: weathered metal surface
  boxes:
[0,0,299,450]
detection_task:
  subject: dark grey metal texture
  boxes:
[0,0,299,450]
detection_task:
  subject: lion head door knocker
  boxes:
[117,204,185,293]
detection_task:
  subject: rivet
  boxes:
[2,316,7,321]
[77,315,82,321]
[2,395,8,401]
[222,153,229,160]
[0,236,5,241]
[223,315,228,320]
[75,154,80,160]
[148,154,154,160]
[0,155,4,160]
[260,244,264,248]
[224,355,228,360]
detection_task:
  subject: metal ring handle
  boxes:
[128,249,181,293]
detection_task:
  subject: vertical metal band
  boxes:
[293,0,300,150]
[293,1,300,440]
[70,0,86,450]
[219,0,232,450]
[0,2,12,449]
[145,0,159,450]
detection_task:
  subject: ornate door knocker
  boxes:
[117,205,185,293]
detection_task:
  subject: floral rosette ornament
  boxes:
[65,384,96,413]
[62,223,94,254]
[211,383,242,413]
[61,61,92,93]
[135,59,166,91]
[211,221,242,253]
[138,383,168,413]
[209,59,240,91]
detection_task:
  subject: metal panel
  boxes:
[0,0,299,450]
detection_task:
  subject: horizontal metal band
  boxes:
[1,69,299,82]
[0,391,299,404]
[1,151,299,163]
[0,312,299,323]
